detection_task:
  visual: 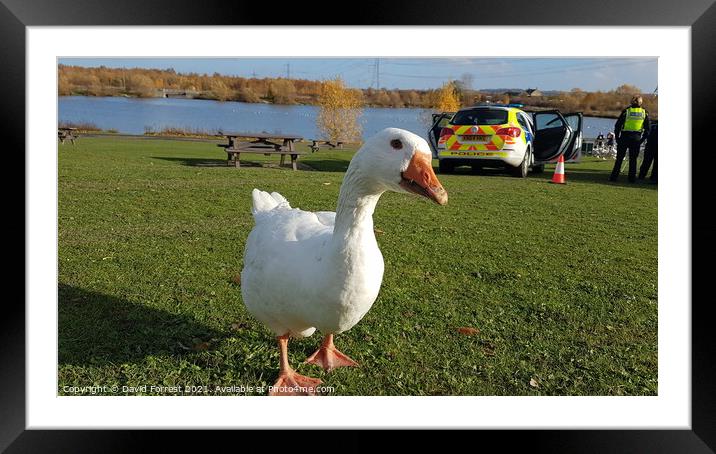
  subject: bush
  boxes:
[268,79,297,104]
[58,121,101,132]
[236,86,261,103]
[316,77,363,142]
[429,81,462,112]
[209,80,232,101]
[125,74,155,98]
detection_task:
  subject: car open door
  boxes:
[427,112,455,158]
[532,110,573,163]
[562,112,583,161]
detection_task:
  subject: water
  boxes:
[58,96,618,140]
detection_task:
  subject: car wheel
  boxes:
[513,150,529,178]
[439,160,453,174]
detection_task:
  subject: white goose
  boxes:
[241,128,448,395]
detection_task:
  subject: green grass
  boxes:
[58,137,657,396]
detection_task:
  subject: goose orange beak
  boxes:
[400,152,448,205]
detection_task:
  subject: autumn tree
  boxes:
[125,74,155,97]
[388,91,404,108]
[431,81,462,112]
[316,77,363,142]
[236,86,261,103]
[268,79,297,104]
[405,90,421,107]
[457,73,474,92]
[58,74,72,95]
[372,90,391,106]
[614,84,641,95]
[455,73,476,106]
[210,79,232,101]
[641,94,658,115]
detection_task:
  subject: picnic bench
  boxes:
[58,127,79,145]
[309,139,346,153]
[218,133,305,170]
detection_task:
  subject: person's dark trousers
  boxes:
[650,147,657,183]
[610,133,641,182]
[638,145,655,180]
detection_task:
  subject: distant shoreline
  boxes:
[58,94,623,120]
[58,64,656,120]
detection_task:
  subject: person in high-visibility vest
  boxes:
[609,95,651,182]
[638,122,657,183]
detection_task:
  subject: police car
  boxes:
[427,104,583,177]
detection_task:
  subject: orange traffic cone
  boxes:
[550,154,566,184]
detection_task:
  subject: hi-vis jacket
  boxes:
[615,106,650,139]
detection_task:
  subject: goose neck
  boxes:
[333,168,383,240]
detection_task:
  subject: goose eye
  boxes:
[390,139,403,150]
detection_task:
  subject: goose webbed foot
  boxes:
[305,334,359,372]
[269,333,322,396]
[269,370,322,396]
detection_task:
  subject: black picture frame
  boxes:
[4,0,713,451]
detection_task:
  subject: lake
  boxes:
[58,96,617,140]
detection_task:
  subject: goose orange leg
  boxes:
[305,334,358,372]
[269,334,322,396]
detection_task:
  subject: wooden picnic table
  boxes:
[58,127,79,145]
[218,132,305,170]
[309,139,346,153]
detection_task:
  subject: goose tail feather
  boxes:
[251,189,291,217]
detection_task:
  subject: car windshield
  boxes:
[450,109,508,126]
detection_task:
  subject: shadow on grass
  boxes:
[58,284,225,366]
[441,165,657,189]
[438,166,501,177]
[153,156,319,171]
[531,168,658,190]
[299,159,351,173]
[152,156,230,167]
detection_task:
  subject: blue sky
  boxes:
[59,57,657,92]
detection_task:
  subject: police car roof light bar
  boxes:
[470,103,524,108]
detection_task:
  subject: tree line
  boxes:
[58,65,657,118]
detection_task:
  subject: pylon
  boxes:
[550,154,566,184]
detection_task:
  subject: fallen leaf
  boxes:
[374,228,385,234]
[457,327,480,336]
[192,341,210,351]
[529,378,540,388]
[230,322,248,331]
[232,274,241,285]
[322,182,331,185]
[177,341,191,350]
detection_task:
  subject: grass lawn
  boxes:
[58,136,657,396]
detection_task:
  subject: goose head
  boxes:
[350,128,448,205]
